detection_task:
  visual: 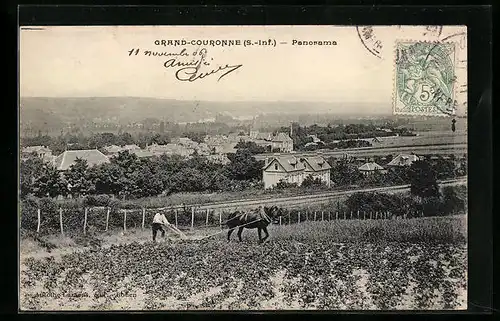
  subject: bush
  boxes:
[301,175,327,189]
[84,194,112,207]
[275,180,298,189]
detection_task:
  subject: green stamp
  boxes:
[394,41,457,116]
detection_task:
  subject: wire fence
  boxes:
[20,204,426,237]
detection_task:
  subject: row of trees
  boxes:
[327,156,466,189]
[276,123,411,151]
[20,149,264,200]
[343,185,466,218]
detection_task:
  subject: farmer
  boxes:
[152,212,170,242]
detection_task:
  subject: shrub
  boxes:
[84,194,112,207]
[275,180,298,189]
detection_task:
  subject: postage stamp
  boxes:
[393,41,458,117]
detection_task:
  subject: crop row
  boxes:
[20,238,467,310]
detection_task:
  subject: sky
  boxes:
[20,25,467,114]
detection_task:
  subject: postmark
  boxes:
[356,26,383,59]
[393,40,458,117]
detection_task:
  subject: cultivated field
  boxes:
[20,215,467,311]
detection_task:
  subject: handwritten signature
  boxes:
[163,48,242,82]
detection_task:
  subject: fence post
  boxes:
[314,211,317,221]
[288,212,291,225]
[370,212,373,220]
[142,208,146,230]
[83,208,88,235]
[363,211,366,220]
[175,209,178,227]
[376,212,378,220]
[59,207,64,237]
[335,212,338,220]
[123,210,127,233]
[36,208,41,234]
[350,211,353,220]
[343,212,346,220]
[206,209,209,227]
[279,216,282,225]
[328,212,331,221]
[298,211,301,223]
[105,207,110,231]
[219,211,222,229]
[191,208,195,229]
[321,211,324,221]
[357,210,360,220]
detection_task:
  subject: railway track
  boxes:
[254,143,467,160]
[190,177,467,211]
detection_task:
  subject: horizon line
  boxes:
[19,96,388,104]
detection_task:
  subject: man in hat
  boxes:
[152,212,170,242]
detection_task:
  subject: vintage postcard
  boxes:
[19,25,467,311]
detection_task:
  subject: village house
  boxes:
[204,134,228,145]
[21,145,54,163]
[206,154,231,165]
[215,142,238,155]
[172,137,198,149]
[53,149,110,171]
[103,144,123,155]
[271,132,294,153]
[301,156,332,184]
[386,154,420,167]
[122,144,141,152]
[21,145,52,158]
[250,130,273,141]
[358,162,387,175]
[130,150,155,159]
[262,155,331,189]
[147,143,194,158]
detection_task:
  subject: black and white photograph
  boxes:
[19,25,468,310]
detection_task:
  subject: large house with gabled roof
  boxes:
[262,155,331,189]
[53,149,110,171]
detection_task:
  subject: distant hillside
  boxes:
[19,97,391,128]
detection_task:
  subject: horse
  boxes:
[226,206,282,244]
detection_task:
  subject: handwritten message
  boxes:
[128,47,242,82]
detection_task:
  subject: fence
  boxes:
[20,204,426,236]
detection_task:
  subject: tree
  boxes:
[110,151,142,199]
[20,156,45,198]
[235,141,267,154]
[183,131,206,144]
[330,160,363,187]
[168,167,209,193]
[130,164,164,198]
[90,163,124,196]
[226,149,264,181]
[65,158,93,198]
[409,160,440,198]
[432,157,456,180]
[32,164,67,198]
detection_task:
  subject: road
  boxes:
[254,143,467,161]
[171,177,467,212]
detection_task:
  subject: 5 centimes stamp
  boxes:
[393,41,457,116]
